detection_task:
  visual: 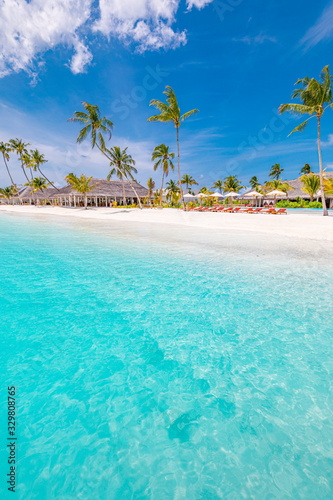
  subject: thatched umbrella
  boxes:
[244,190,264,206]
[266,189,287,205]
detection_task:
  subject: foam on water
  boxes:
[1,212,333,499]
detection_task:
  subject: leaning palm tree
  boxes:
[68,102,114,159]
[249,176,260,190]
[65,173,95,210]
[301,174,320,202]
[269,163,283,180]
[212,180,224,193]
[21,152,34,180]
[223,175,244,193]
[181,174,198,192]
[30,149,58,189]
[300,163,312,175]
[279,65,333,216]
[106,146,142,208]
[147,177,155,206]
[148,86,199,208]
[151,144,175,204]
[8,138,30,182]
[24,177,50,205]
[0,142,15,185]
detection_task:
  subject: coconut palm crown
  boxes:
[65,173,95,210]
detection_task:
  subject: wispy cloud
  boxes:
[232,33,277,45]
[300,1,333,49]
[0,0,214,80]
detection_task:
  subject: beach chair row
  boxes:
[189,206,287,215]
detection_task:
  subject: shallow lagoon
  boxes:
[1,212,333,499]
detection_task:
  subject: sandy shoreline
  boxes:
[0,205,332,242]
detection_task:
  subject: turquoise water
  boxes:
[1,212,333,499]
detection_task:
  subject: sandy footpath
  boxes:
[0,205,332,242]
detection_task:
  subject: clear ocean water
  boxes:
[1,212,333,500]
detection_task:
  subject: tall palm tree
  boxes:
[300,163,312,175]
[8,138,30,182]
[147,177,155,206]
[223,175,244,193]
[151,144,175,204]
[65,173,95,210]
[30,149,58,189]
[24,177,50,205]
[249,176,260,190]
[68,102,114,159]
[0,142,15,185]
[301,174,320,202]
[181,174,198,192]
[279,65,333,216]
[165,179,180,206]
[106,146,142,208]
[212,180,224,193]
[0,185,17,204]
[21,151,34,180]
[269,163,283,180]
[148,86,199,208]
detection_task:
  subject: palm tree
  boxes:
[165,179,180,206]
[65,173,95,210]
[147,177,155,206]
[279,65,333,216]
[151,144,175,205]
[106,146,142,208]
[181,174,198,192]
[212,180,224,193]
[148,86,199,208]
[8,138,31,182]
[24,177,50,205]
[249,176,260,190]
[301,173,320,202]
[324,177,333,197]
[269,163,284,180]
[30,149,58,189]
[21,152,34,180]
[0,142,15,185]
[300,163,312,175]
[0,185,17,204]
[68,102,114,159]
[223,175,244,193]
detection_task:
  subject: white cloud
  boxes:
[0,0,213,79]
[300,1,333,49]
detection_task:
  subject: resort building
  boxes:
[16,178,149,207]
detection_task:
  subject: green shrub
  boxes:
[276,200,322,208]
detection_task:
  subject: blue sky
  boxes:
[1,0,333,188]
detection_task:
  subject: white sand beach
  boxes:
[0,205,332,242]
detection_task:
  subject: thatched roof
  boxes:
[48,178,148,198]
[18,186,59,200]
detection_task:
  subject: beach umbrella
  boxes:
[196,193,208,198]
[223,191,240,198]
[184,193,195,199]
[266,189,286,205]
[244,190,264,206]
[210,192,224,198]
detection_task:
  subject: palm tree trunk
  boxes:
[122,179,126,206]
[20,158,30,182]
[317,116,328,216]
[37,167,59,190]
[2,154,15,185]
[160,171,165,206]
[176,126,185,210]
[84,194,87,209]
[127,178,142,209]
